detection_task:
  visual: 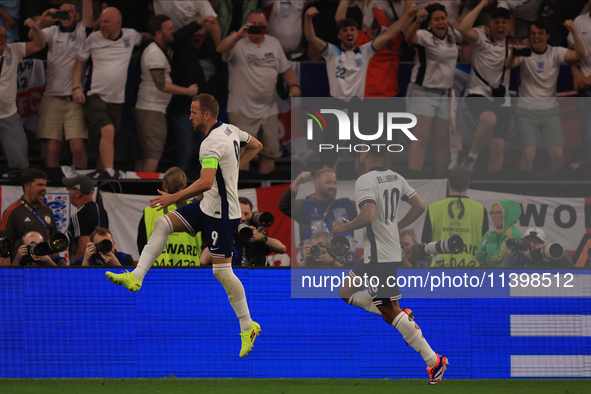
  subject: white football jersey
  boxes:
[355,167,416,263]
[321,42,376,97]
[199,121,251,220]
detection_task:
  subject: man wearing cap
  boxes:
[63,174,109,261]
[502,227,574,268]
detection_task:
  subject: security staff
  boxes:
[421,167,488,267]
[137,167,202,266]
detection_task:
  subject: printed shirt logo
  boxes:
[537,61,545,73]
[44,216,52,224]
[6,58,12,66]
[24,217,31,222]
[123,37,131,48]
[224,127,232,136]
[355,58,363,67]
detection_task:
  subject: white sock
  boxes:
[132,216,173,281]
[105,168,115,177]
[348,290,382,315]
[213,262,252,332]
[392,311,437,366]
[468,151,478,160]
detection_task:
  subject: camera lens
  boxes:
[96,239,113,254]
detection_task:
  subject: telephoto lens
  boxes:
[27,242,51,256]
[237,221,254,242]
[50,233,69,253]
[531,243,564,261]
[423,234,465,256]
[0,238,12,258]
[251,212,274,228]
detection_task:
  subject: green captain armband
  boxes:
[202,157,219,169]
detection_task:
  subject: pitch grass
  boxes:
[0,379,588,394]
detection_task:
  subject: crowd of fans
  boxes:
[0,0,590,176]
[0,1,590,268]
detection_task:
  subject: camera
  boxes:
[251,212,274,228]
[492,85,506,98]
[309,236,351,259]
[94,239,113,254]
[310,242,325,258]
[248,25,262,35]
[27,241,51,256]
[531,242,564,261]
[237,221,254,242]
[506,238,530,252]
[52,11,70,20]
[415,234,464,261]
[0,237,12,258]
[237,212,274,242]
[513,47,532,57]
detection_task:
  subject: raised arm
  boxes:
[24,18,46,56]
[564,20,585,63]
[505,43,527,69]
[82,0,94,28]
[304,7,327,54]
[0,5,15,32]
[405,9,428,46]
[29,8,57,37]
[335,0,348,23]
[459,0,490,44]
[397,194,426,230]
[216,22,251,54]
[373,4,418,51]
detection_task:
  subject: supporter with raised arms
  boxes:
[505,18,585,173]
[458,1,516,172]
[305,2,418,98]
[404,4,461,175]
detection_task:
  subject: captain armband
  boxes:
[202,157,219,169]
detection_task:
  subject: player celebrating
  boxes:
[332,146,449,385]
[105,93,264,358]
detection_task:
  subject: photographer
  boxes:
[502,227,574,268]
[76,227,134,267]
[300,231,342,267]
[400,229,429,268]
[201,197,286,267]
[11,231,65,267]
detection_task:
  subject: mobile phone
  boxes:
[513,47,532,57]
[52,11,70,20]
[248,26,262,35]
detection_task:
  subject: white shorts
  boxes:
[406,83,451,120]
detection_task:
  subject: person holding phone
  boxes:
[506,18,585,173]
[30,0,93,170]
[217,8,301,175]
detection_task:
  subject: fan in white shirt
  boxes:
[506,18,585,173]
[31,0,94,170]
[405,3,460,176]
